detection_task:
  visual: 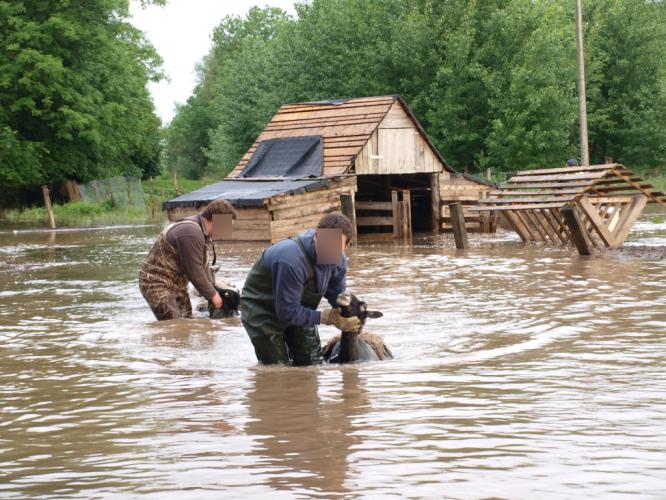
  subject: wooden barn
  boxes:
[164,95,496,242]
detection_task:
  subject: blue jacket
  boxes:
[261,229,347,327]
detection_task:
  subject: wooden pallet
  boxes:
[470,164,664,249]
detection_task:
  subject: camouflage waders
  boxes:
[139,220,210,320]
[241,237,324,365]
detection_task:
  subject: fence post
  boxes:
[449,202,468,249]
[41,185,56,229]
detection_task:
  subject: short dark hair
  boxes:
[200,198,237,220]
[317,213,353,242]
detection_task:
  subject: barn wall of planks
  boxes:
[471,163,665,253]
[167,206,272,241]
[166,177,357,243]
[267,176,357,242]
[438,173,496,233]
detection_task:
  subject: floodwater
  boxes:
[1,208,665,499]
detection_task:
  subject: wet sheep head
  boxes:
[336,292,383,326]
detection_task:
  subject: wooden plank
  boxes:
[521,211,549,242]
[514,210,540,241]
[611,194,649,246]
[540,209,568,244]
[391,190,400,238]
[431,172,440,234]
[507,170,609,183]
[483,195,576,204]
[577,196,615,246]
[449,202,468,249]
[355,201,392,210]
[501,210,530,241]
[612,170,666,207]
[226,228,271,241]
[499,180,595,190]
[469,202,567,211]
[271,104,391,123]
[401,192,412,241]
[278,97,394,114]
[561,206,593,255]
[549,208,575,244]
[489,189,585,196]
[356,216,394,226]
[514,164,617,176]
[269,189,340,208]
[265,116,385,132]
[270,201,340,221]
[587,195,636,204]
[534,211,559,243]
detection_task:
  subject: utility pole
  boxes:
[575,0,590,166]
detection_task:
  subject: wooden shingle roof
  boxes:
[228,95,453,178]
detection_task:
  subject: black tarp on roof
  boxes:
[239,135,324,178]
[162,178,330,210]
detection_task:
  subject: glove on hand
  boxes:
[320,308,362,333]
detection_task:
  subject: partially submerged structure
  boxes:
[164,95,496,242]
[472,163,665,252]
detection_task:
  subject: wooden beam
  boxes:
[577,196,615,246]
[514,211,540,241]
[430,172,440,234]
[356,216,394,226]
[506,170,608,183]
[391,190,400,238]
[355,201,392,210]
[610,194,649,246]
[515,164,617,176]
[502,210,530,242]
[449,202,468,249]
[522,210,549,242]
[561,206,593,255]
[401,190,412,241]
[612,170,666,207]
[540,209,568,244]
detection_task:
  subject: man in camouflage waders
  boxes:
[241,213,362,365]
[139,199,237,320]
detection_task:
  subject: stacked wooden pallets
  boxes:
[471,164,665,251]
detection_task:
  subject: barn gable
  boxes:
[354,100,443,175]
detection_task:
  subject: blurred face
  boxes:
[314,228,350,265]
[211,213,233,240]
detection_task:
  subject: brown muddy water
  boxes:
[1,209,665,499]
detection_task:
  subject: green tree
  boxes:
[585,0,666,168]
[0,0,164,193]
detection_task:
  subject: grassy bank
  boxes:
[2,200,153,225]
[2,174,216,226]
[2,169,663,227]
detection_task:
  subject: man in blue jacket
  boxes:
[240,213,361,365]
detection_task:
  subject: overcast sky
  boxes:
[129,0,297,124]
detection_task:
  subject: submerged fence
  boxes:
[78,176,145,209]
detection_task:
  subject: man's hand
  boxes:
[211,292,223,309]
[320,308,362,332]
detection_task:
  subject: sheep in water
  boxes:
[192,277,241,318]
[322,292,393,363]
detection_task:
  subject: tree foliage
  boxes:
[196,0,666,178]
[0,0,164,192]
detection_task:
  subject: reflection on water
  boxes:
[0,211,665,498]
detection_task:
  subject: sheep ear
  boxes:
[367,311,383,319]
